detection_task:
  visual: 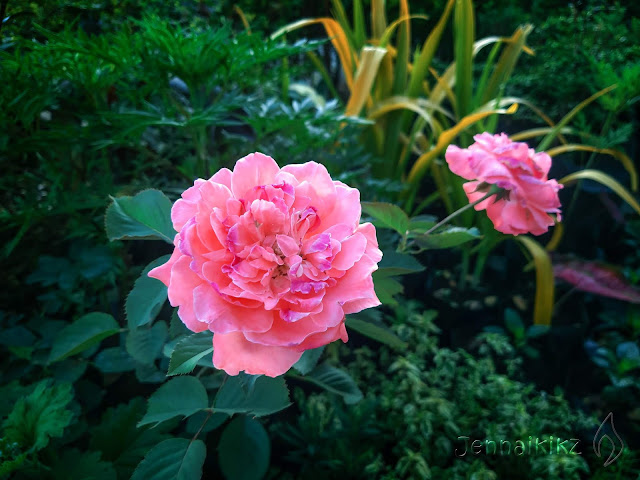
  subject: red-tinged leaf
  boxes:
[553,256,640,303]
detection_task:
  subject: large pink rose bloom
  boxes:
[149,153,382,377]
[445,133,563,235]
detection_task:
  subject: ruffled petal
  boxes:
[213,332,302,377]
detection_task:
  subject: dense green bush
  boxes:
[271,302,639,479]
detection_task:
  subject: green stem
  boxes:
[424,185,500,235]
[565,110,615,219]
[191,410,212,442]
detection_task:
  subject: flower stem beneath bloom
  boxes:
[425,185,502,235]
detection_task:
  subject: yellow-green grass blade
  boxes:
[454,0,475,118]
[380,0,413,176]
[537,85,618,151]
[368,96,447,138]
[233,6,252,34]
[331,0,357,51]
[510,127,576,142]
[428,65,457,110]
[407,0,455,98]
[407,103,519,185]
[345,46,388,117]
[272,18,356,90]
[548,145,637,191]
[492,96,569,144]
[371,0,387,40]
[392,0,411,94]
[473,41,501,111]
[379,14,430,48]
[371,95,455,120]
[517,236,555,326]
[559,169,640,216]
[431,161,454,214]
[546,221,564,252]
[473,35,534,57]
[353,0,367,50]
[481,25,533,105]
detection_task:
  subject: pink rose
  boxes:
[445,133,563,235]
[149,153,382,377]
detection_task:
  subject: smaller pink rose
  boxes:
[445,132,563,236]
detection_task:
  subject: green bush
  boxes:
[271,301,639,479]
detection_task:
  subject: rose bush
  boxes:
[149,153,382,377]
[445,133,563,236]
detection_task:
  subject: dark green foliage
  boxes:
[2,1,640,479]
[271,303,639,479]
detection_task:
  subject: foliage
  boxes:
[2,0,640,479]
[273,0,532,190]
[271,302,639,479]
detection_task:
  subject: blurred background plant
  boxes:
[1,0,639,478]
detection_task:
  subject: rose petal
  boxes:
[231,152,280,199]
[213,331,302,377]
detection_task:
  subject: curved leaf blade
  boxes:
[167,332,214,376]
[126,255,170,329]
[105,189,175,244]
[131,438,206,480]
[517,236,554,326]
[559,169,640,216]
[218,416,270,480]
[138,377,208,427]
[214,375,291,417]
[305,363,363,404]
[362,202,410,235]
[49,313,120,363]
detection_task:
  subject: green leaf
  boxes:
[361,202,410,235]
[292,347,325,375]
[90,398,173,479]
[526,325,550,339]
[131,438,206,480]
[51,449,116,480]
[0,326,36,347]
[214,375,291,417]
[126,256,170,329]
[170,309,191,339]
[105,189,175,243]
[185,410,229,435]
[126,321,168,365]
[407,215,437,235]
[94,347,136,373]
[138,377,208,427]
[3,380,74,452]
[51,359,88,384]
[304,363,363,404]
[0,381,32,418]
[218,416,270,480]
[504,308,525,339]
[372,272,403,306]
[413,226,481,250]
[377,250,425,276]
[346,314,407,349]
[167,332,214,376]
[135,363,167,384]
[49,312,120,363]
